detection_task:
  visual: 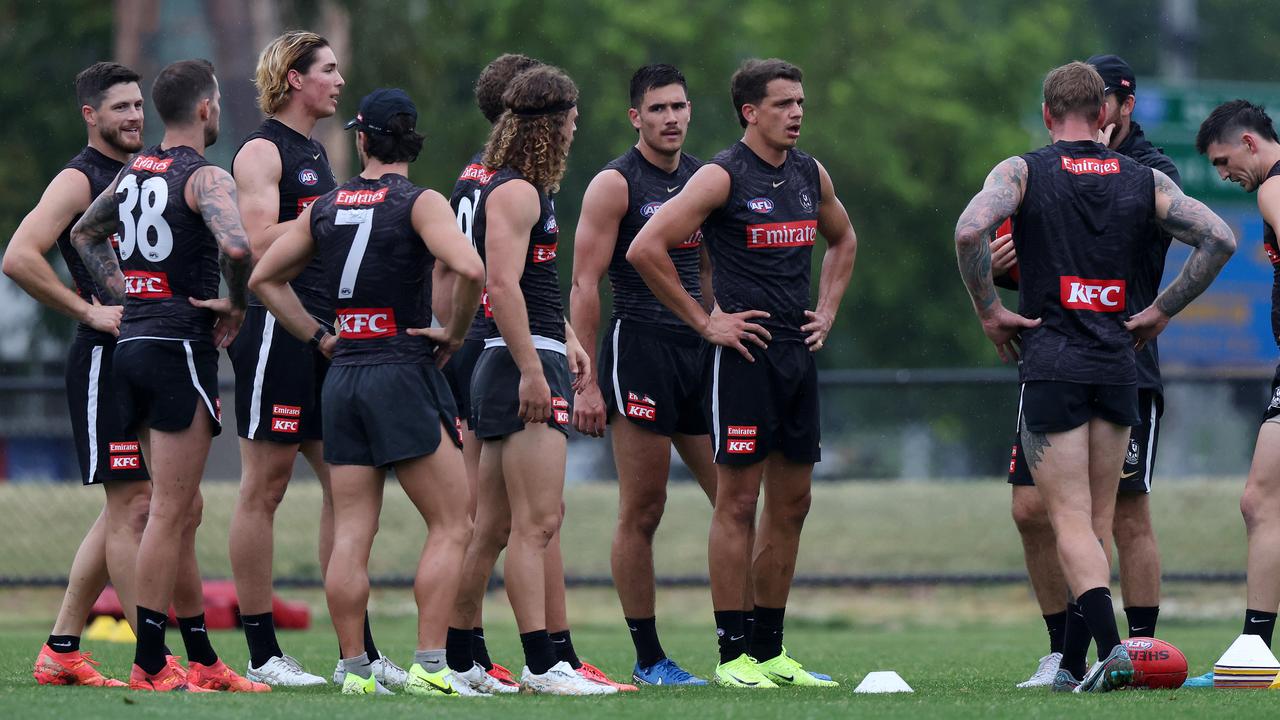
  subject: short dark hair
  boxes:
[152,59,217,125]
[75,62,140,110]
[1196,99,1280,154]
[1042,61,1104,122]
[475,53,542,124]
[629,64,687,109]
[730,58,802,128]
[362,113,424,164]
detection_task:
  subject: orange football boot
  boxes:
[187,659,271,692]
[578,661,639,691]
[33,645,126,687]
[128,661,214,692]
[487,662,520,689]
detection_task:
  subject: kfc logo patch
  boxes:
[124,271,172,298]
[532,243,558,263]
[272,418,299,433]
[1059,156,1120,175]
[1060,276,1125,312]
[481,288,493,318]
[746,221,817,249]
[298,168,319,186]
[626,403,656,421]
[1008,444,1018,474]
[727,439,756,454]
[747,197,775,214]
[335,188,388,205]
[108,440,142,471]
[130,155,173,173]
[297,195,319,214]
[337,308,397,338]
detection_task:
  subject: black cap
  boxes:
[1086,54,1136,98]
[344,88,417,135]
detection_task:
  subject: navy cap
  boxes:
[1086,54,1136,97]
[344,88,417,135]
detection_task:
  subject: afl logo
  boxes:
[641,201,663,218]
[298,168,319,186]
[747,197,774,214]
[799,190,814,213]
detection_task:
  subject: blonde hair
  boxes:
[482,66,579,194]
[254,30,330,115]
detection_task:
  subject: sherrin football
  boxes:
[1122,636,1188,689]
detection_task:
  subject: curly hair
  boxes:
[254,30,330,115]
[482,65,579,194]
[475,53,542,124]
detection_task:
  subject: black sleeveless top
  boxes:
[450,149,497,341]
[1013,140,1155,384]
[704,142,821,341]
[58,146,124,344]
[602,147,703,333]
[310,174,431,366]
[472,167,565,343]
[236,119,337,316]
[116,145,219,343]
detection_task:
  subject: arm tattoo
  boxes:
[1019,426,1052,472]
[1152,170,1236,316]
[70,177,127,305]
[956,158,1026,315]
[191,168,252,310]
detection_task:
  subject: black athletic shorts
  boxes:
[1263,363,1280,423]
[1009,388,1162,493]
[65,339,149,485]
[470,339,573,441]
[113,339,222,436]
[598,319,708,437]
[229,305,328,442]
[321,362,463,467]
[706,340,820,466]
[1017,381,1140,434]
[441,338,485,431]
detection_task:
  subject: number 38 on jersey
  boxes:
[116,172,174,262]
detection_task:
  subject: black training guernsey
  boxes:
[1261,160,1280,350]
[58,146,124,344]
[704,141,821,342]
[310,174,431,366]
[116,146,219,343]
[450,150,497,340]
[1013,140,1155,385]
[603,147,704,333]
[236,118,337,316]
[1115,122,1180,392]
[472,167,565,343]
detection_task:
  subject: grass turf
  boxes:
[1,609,1278,719]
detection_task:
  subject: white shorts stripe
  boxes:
[246,313,276,439]
[610,320,625,411]
[1015,383,1026,434]
[711,346,723,459]
[86,346,103,484]
[183,341,218,424]
[1143,397,1158,492]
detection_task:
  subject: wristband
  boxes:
[309,327,328,349]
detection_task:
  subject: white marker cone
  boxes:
[854,670,913,693]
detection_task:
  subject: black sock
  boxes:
[744,609,755,646]
[1077,587,1121,658]
[472,627,493,671]
[177,614,217,666]
[363,612,380,662]
[240,612,282,669]
[626,616,666,669]
[714,610,748,665]
[1244,609,1278,647]
[749,605,785,661]
[46,634,80,653]
[446,626,475,673]
[549,630,581,669]
[1125,606,1160,638]
[134,606,169,675]
[1043,611,1068,655]
[1060,602,1090,680]
[520,629,557,675]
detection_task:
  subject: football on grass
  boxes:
[1123,637,1188,689]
